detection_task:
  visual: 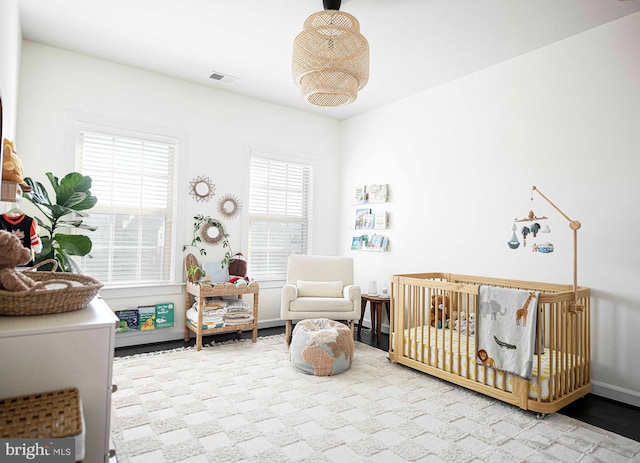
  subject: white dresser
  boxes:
[0,297,118,463]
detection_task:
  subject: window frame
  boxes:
[246,149,315,282]
[65,112,186,290]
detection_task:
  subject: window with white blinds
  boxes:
[75,128,178,285]
[248,154,313,281]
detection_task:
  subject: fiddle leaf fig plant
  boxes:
[23,172,98,273]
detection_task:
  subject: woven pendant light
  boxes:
[292,0,369,107]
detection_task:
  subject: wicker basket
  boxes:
[0,387,82,438]
[0,260,103,316]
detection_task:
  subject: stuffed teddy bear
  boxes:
[2,138,32,193]
[430,294,450,328]
[0,230,36,291]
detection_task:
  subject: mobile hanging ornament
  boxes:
[508,185,583,313]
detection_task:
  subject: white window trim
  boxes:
[243,143,317,283]
[64,110,189,288]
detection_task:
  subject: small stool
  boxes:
[0,388,85,461]
[290,318,354,376]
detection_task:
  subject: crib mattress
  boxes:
[400,326,562,401]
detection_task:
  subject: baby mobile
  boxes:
[508,208,552,253]
[507,185,584,312]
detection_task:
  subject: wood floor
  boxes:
[115,324,640,443]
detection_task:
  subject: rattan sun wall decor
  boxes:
[218,194,242,219]
[189,176,215,202]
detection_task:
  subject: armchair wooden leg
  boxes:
[285,320,293,345]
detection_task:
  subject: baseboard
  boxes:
[591,381,640,408]
[256,319,286,329]
[114,320,286,348]
[114,327,185,348]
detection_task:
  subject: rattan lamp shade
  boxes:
[292,10,369,107]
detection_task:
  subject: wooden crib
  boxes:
[389,272,591,415]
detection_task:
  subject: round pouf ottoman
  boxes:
[290,318,354,376]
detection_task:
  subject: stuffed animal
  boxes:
[2,138,31,193]
[455,310,476,335]
[228,276,250,286]
[0,230,35,291]
[430,294,450,328]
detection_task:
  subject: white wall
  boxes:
[0,0,21,141]
[340,13,640,406]
[16,41,341,345]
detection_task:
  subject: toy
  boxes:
[430,294,450,328]
[228,276,250,286]
[0,230,35,291]
[454,310,476,335]
[2,138,31,193]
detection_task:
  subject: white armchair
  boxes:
[281,255,361,344]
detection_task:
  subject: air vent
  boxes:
[209,71,238,84]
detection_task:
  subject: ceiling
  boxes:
[16,0,640,121]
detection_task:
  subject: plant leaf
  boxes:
[23,178,53,209]
[54,234,93,256]
[51,204,75,218]
[45,172,60,190]
[53,173,97,211]
[35,237,54,261]
[54,248,81,273]
[70,194,98,211]
[60,172,92,191]
[59,190,97,211]
[55,220,98,232]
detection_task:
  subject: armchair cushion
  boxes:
[297,280,343,298]
[290,297,355,313]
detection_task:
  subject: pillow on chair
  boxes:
[297,280,343,298]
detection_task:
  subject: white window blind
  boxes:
[75,128,178,285]
[248,154,313,281]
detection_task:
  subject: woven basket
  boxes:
[0,387,82,438]
[0,260,103,316]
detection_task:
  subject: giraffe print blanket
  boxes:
[476,285,540,379]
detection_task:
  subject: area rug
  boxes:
[111,335,639,463]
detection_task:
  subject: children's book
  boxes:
[374,212,387,229]
[354,208,371,229]
[115,309,139,332]
[370,234,383,250]
[155,303,174,329]
[138,305,156,330]
[351,236,363,250]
